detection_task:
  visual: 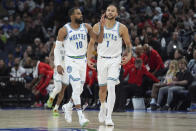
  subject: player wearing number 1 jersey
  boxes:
[54,7,105,127]
[87,5,132,126]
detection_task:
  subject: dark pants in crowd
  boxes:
[189,81,196,103]
[116,82,145,111]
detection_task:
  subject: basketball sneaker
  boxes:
[105,117,114,126]
[62,104,72,123]
[53,109,59,116]
[79,113,89,127]
[47,97,53,108]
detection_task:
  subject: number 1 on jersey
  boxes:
[107,41,109,47]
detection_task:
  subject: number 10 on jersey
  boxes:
[76,41,83,49]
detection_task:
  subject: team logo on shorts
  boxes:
[67,66,72,73]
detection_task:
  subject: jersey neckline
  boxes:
[68,23,82,31]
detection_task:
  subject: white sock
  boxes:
[76,108,83,119]
[67,100,73,108]
[106,80,116,119]
[150,98,156,104]
[100,102,106,109]
[54,105,59,110]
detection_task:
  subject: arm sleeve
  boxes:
[54,41,63,66]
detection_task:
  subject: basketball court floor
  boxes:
[0,109,196,131]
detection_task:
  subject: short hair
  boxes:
[107,4,119,13]
[175,49,184,56]
[68,7,80,17]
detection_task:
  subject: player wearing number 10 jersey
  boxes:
[54,7,105,127]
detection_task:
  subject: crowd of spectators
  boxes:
[0,0,196,111]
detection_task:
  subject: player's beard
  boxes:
[105,15,115,20]
[75,18,83,24]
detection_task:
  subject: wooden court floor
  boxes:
[0,109,196,131]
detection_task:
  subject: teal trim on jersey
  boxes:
[99,83,107,87]
[63,25,69,40]
[68,54,86,59]
[68,23,82,31]
[98,23,100,33]
[69,75,81,81]
[104,21,117,30]
[107,77,117,81]
[117,22,121,37]
[83,24,88,33]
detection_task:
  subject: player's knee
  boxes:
[107,80,116,93]
[100,86,107,93]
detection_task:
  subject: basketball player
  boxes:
[55,7,105,127]
[46,43,67,116]
[87,5,132,126]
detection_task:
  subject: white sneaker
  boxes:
[79,114,89,127]
[105,118,114,126]
[98,106,106,123]
[62,104,72,123]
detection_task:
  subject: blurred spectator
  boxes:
[5,53,15,68]
[13,44,22,58]
[150,60,179,108]
[1,17,13,38]
[188,49,196,111]
[0,59,10,76]
[153,7,163,22]
[155,58,193,111]
[121,58,159,109]
[10,58,26,80]
[23,45,33,59]
[119,6,130,21]
[143,44,164,76]
[187,33,196,60]
[13,15,25,32]
[2,0,17,15]
[41,26,56,41]
[188,49,196,77]
[167,32,183,59]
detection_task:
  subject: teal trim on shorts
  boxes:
[68,54,86,59]
[107,77,117,81]
[99,83,107,87]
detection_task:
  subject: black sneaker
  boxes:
[151,104,159,111]
[161,105,169,111]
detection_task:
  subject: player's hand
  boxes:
[57,65,64,75]
[121,55,131,65]
[87,59,96,70]
[100,13,106,28]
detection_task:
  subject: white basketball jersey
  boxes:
[97,21,122,57]
[63,23,88,56]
